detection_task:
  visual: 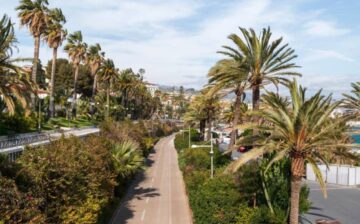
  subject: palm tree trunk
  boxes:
[72,65,79,118]
[31,35,41,108]
[290,156,305,224]
[49,47,57,118]
[252,84,260,111]
[200,119,206,141]
[90,73,97,115]
[207,117,212,141]
[230,91,243,147]
[106,80,110,117]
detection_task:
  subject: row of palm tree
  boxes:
[208,27,300,147]
[14,0,153,120]
[192,27,359,224]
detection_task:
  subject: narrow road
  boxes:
[110,134,192,224]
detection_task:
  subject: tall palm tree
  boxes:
[208,59,249,146]
[219,27,300,111]
[98,59,119,117]
[0,15,35,115]
[343,82,360,117]
[227,80,356,224]
[16,0,50,107]
[63,31,87,118]
[43,8,66,117]
[86,43,104,114]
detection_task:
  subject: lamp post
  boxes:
[191,130,214,178]
[188,125,191,148]
[37,92,47,132]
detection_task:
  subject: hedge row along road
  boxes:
[110,134,192,224]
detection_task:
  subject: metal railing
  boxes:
[0,133,51,149]
[0,126,96,150]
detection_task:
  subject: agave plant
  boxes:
[227,80,357,224]
[111,140,144,179]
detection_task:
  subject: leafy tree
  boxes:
[227,80,357,224]
[43,8,67,117]
[64,31,87,117]
[218,27,299,111]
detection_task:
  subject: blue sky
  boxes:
[1,0,359,98]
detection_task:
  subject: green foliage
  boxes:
[249,206,287,224]
[16,136,116,223]
[111,140,144,179]
[190,175,242,224]
[0,113,37,135]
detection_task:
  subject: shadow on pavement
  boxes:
[300,206,337,224]
[110,148,161,224]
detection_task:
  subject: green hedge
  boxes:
[174,132,311,224]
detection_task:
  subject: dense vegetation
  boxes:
[174,130,311,224]
[0,120,176,223]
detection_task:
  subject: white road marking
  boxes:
[146,197,150,204]
[169,139,172,224]
[141,210,146,222]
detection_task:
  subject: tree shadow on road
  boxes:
[300,206,338,224]
[109,148,161,224]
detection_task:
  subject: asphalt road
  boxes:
[110,134,192,224]
[301,181,360,224]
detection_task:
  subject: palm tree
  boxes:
[43,8,66,117]
[219,27,300,111]
[343,82,360,117]
[0,14,35,115]
[227,80,356,224]
[86,43,104,114]
[184,91,220,141]
[111,140,144,179]
[98,59,119,117]
[63,31,87,118]
[16,0,50,106]
[208,59,249,146]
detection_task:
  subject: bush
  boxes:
[249,206,287,224]
[0,113,36,135]
[189,175,243,224]
[16,136,116,223]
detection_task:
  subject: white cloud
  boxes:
[303,48,355,62]
[1,0,359,96]
[304,20,350,37]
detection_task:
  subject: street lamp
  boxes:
[37,92,47,132]
[191,131,214,179]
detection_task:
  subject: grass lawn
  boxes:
[42,117,96,130]
[0,116,96,136]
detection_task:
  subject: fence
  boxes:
[306,164,360,186]
[0,127,99,161]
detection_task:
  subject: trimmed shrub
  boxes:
[190,175,242,224]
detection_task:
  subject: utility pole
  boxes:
[210,127,214,178]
